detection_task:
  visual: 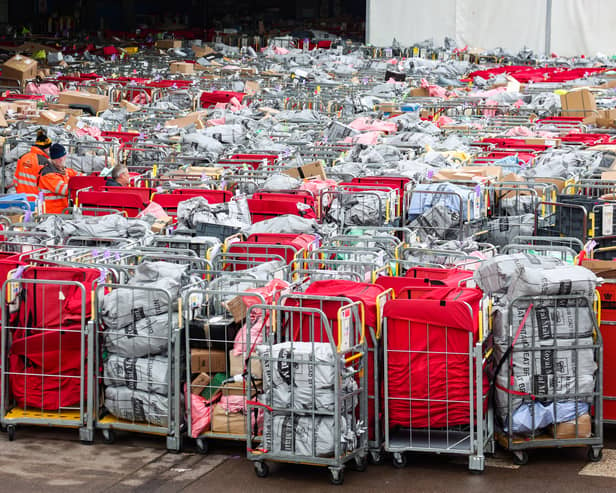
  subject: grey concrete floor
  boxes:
[1,425,616,492]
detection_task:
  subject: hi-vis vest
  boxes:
[37,165,78,214]
[15,147,50,196]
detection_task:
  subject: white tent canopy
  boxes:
[366,0,616,57]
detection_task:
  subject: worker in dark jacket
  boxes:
[105,165,130,187]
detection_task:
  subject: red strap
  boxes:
[512,303,533,349]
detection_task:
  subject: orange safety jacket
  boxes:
[37,165,79,214]
[14,146,50,196]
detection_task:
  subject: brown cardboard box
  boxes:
[560,89,596,117]
[532,177,566,193]
[191,348,227,374]
[229,352,263,379]
[210,403,245,435]
[584,109,616,128]
[164,112,205,128]
[581,260,616,279]
[192,45,216,58]
[184,166,224,178]
[433,165,502,182]
[244,80,261,96]
[284,161,327,180]
[37,110,65,125]
[551,413,591,439]
[120,99,140,112]
[602,171,616,180]
[58,90,109,114]
[525,138,561,148]
[409,87,429,97]
[170,62,194,74]
[156,39,182,49]
[224,296,246,323]
[47,103,84,116]
[0,78,22,88]
[12,100,37,113]
[151,216,172,233]
[2,55,38,81]
[190,372,211,395]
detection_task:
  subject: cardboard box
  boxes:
[191,348,227,374]
[156,39,182,49]
[37,110,65,125]
[120,99,140,112]
[58,90,109,114]
[224,296,246,323]
[2,55,38,81]
[284,161,327,180]
[210,403,245,435]
[560,89,596,117]
[532,177,566,193]
[151,216,173,233]
[244,80,261,96]
[551,413,591,439]
[47,103,84,116]
[164,111,207,128]
[12,100,37,113]
[190,372,211,395]
[229,351,263,379]
[409,87,429,97]
[525,138,561,148]
[0,78,22,88]
[433,165,502,182]
[584,109,616,128]
[170,62,194,74]
[581,260,616,279]
[192,45,216,58]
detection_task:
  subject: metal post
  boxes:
[365,0,371,45]
[545,0,553,56]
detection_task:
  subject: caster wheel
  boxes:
[7,425,15,442]
[392,453,407,469]
[353,455,368,472]
[588,447,603,462]
[196,438,208,455]
[369,450,384,465]
[329,468,344,486]
[254,461,269,478]
[102,429,116,444]
[512,451,528,466]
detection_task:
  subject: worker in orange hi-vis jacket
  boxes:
[14,128,52,196]
[37,143,80,214]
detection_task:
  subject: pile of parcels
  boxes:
[1,34,616,482]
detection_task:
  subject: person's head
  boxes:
[35,128,51,150]
[112,165,130,186]
[49,143,67,171]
